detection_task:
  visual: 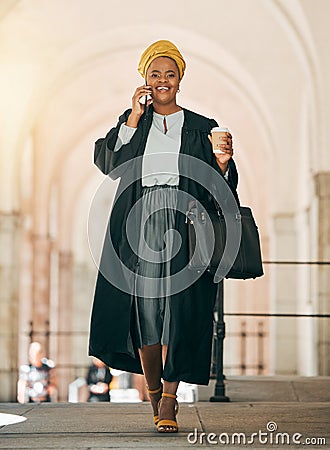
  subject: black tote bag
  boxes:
[186,201,263,280]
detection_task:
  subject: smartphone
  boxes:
[139,94,152,105]
[139,79,152,107]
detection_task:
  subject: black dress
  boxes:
[89,105,239,385]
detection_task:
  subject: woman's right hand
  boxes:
[126,85,152,127]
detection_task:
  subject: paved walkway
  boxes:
[0,377,329,449]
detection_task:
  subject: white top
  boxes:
[114,110,184,186]
[113,109,229,185]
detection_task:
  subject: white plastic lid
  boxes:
[211,127,230,133]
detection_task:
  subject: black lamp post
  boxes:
[210,280,230,402]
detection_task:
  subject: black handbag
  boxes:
[186,200,263,280]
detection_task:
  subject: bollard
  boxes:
[210,281,230,402]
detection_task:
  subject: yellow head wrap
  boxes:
[138,40,186,80]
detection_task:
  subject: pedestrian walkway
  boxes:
[0,376,329,449]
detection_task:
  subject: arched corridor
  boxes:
[0,0,329,401]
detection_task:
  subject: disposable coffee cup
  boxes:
[211,127,230,154]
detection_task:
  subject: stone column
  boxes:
[56,251,74,401]
[72,261,96,378]
[0,211,20,401]
[18,220,33,370]
[18,136,34,374]
[31,235,51,354]
[269,214,298,375]
[295,207,317,376]
[314,172,330,375]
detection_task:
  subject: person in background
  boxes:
[17,342,57,403]
[86,357,112,402]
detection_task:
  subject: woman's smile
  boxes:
[156,86,170,92]
[153,85,171,97]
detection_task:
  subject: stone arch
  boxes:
[1,0,328,400]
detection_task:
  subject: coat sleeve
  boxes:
[94,109,141,179]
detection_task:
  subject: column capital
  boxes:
[314,171,330,198]
[58,251,73,269]
[0,210,20,232]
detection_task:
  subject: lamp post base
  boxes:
[209,380,230,402]
[209,394,230,402]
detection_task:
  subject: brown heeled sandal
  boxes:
[157,392,179,433]
[146,384,163,425]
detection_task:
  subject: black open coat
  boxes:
[89,105,238,385]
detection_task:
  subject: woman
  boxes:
[89,40,238,433]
